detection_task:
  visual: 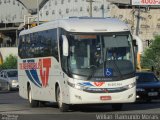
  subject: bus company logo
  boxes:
[19,58,51,88]
[93,82,105,87]
[79,82,105,87]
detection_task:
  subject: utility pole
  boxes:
[86,0,94,17]
[37,0,39,25]
[101,0,105,18]
[132,6,135,34]
[136,6,140,36]
[101,5,104,18]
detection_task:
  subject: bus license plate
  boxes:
[148,92,158,96]
[100,96,111,100]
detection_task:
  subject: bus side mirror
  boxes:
[132,39,137,46]
[62,35,69,56]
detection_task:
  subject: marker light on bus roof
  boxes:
[70,29,76,32]
[123,29,129,31]
[94,29,107,31]
[78,35,97,39]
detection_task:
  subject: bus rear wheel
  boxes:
[56,86,69,112]
[28,86,39,107]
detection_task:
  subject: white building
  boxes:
[0,0,29,23]
[39,0,111,21]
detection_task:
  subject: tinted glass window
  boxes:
[18,36,26,58]
[19,29,58,61]
[59,28,69,73]
[67,33,134,79]
[37,30,52,57]
[7,71,18,77]
[136,73,158,82]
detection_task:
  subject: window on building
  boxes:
[46,11,49,16]
[87,7,89,12]
[55,1,57,5]
[94,6,98,11]
[49,0,51,6]
[52,10,55,14]
[40,13,42,17]
[66,8,69,13]
[44,5,47,9]
[59,9,62,15]
[61,0,64,4]
[13,0,15,5]
[80,7,83,11]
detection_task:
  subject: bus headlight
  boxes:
[75,84,88,90]
[124,82,136,89]
[128,82,136,89]
[75,84,82,90]
[67,81,88,90]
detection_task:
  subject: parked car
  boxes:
[136,72,160,102]
[0,69,18,91]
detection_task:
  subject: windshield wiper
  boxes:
[87,65,97,80]
[104,59,123,79]
[112,60,123,79]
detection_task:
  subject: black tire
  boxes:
[56,86,69,112]
[28,85,39,107]
[112,104,123,111]
[146,99,152,103]
[39,101,46,107]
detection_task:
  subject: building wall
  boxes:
[0,0,157,50]
[39,0,160,49]
[0,0,29,23]
[39,0,110,21]
[109,4,160,48]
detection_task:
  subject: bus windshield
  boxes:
[67,32,135,80]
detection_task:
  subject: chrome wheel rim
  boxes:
[57,89,62,108]
[29,89,32,103]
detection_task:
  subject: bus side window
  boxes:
[18,36,23,58]
[51,29,59,61]
[25,34,31,58]
[19,35,26,59]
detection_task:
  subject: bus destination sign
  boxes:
[132,0,160,5]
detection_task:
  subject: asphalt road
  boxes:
[0,91,160,120]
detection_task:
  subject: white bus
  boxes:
[18,18,136,112]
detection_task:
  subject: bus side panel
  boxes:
[19,57,62,102]
[18,58,28,99]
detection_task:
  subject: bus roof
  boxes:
[19,18,129,35]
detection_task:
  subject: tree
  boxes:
[0,54,17,69]
[141,36,160,71]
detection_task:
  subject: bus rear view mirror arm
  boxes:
[62,35,69,56]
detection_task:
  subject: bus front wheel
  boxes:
[28,86,39,107]
[56,86,69,112]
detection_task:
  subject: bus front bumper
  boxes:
[66,86,136,104]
